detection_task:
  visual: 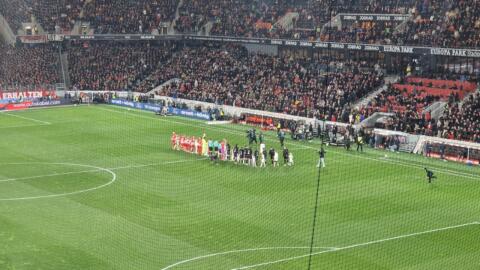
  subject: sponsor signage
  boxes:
[110,99,211,120]
[339,14,410,21]
[34,34,480,58]
[0,101,33,111]
[0,91,51,100]
[31,100,62,107]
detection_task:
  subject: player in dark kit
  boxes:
[233,144,239,163]
[269,148,275,165]
[278,130,285,147]
[247,129,258,145]
[424,168,437,183]
[283,147,289,166]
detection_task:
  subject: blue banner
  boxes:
[110,99,211,120]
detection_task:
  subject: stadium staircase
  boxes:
[423,101,447,120]
[148,78,182,96]
[398,139,419,153]
[274,12,299,32]
[171,0,184,34]
[360,112,395,128]
[353,75,400,109]
[459,88,480,107]
[0,15,16,44]
[201,21,213,36]
[59,50,71,88]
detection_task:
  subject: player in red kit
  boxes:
[171,132,177,150]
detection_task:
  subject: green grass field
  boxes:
[0,104,479,270]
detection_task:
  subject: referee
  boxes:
[317,147,326,168]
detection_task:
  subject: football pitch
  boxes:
[0,105,479,270]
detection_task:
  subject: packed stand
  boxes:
[393,0,480,48]
[0,0,31,32]
[285,0,416,40]
[321,21,400,44]
[173,0,212,33]
[438,92,480,142]
[0,44,60,90]
[68,42,173,91]
[365,76,478,136]
[25,0,83,32]
[152,45,383,121]
[209,0,292,38]
[83,0,178,34]
[175,0,292,37]
[367,83,449,134]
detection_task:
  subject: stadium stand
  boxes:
[25,0,83,33]
[151,46,383,120]
[285,0,416,40]
[68,42,173,91]
[174,0,292,36]
[438,92,480,143]
[393,0,480,48]
[83,0,178,34]
[0,43,60,90]
[365,75,478,138]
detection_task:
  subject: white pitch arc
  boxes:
[232,222,480,270]
[0,162,116,201]
[160,246,337,270]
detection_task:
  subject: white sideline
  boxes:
[231,222,480,270]
[160,246,337,270]
[97,106,480,181]
[1,112,51,125]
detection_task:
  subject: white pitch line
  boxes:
[0,169,102,182]
[0,158,207,201]
[160,246,337,270]
[98,105,480,181]
[303,144,480,181]
[232,222,480,270]
[1,112,51,125]
[0,159,206,183]
[0,162,116,201]
[0,123,49,129]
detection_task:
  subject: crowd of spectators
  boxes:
[368,83,450,134]
[25,0,83,32]
[278,0,417,40]
[84,0,178,34]
[3,0,480,49]
[0,43,60,90]
[68,42,174,91]
[393,0,480,48]
[149,45,383,121]
[365,74,480,138]
[209,0,291,38]
[438,92,480,142]
[174,0,292,37]
[321,21,399,44]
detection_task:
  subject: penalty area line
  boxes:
[231,222,480,270]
